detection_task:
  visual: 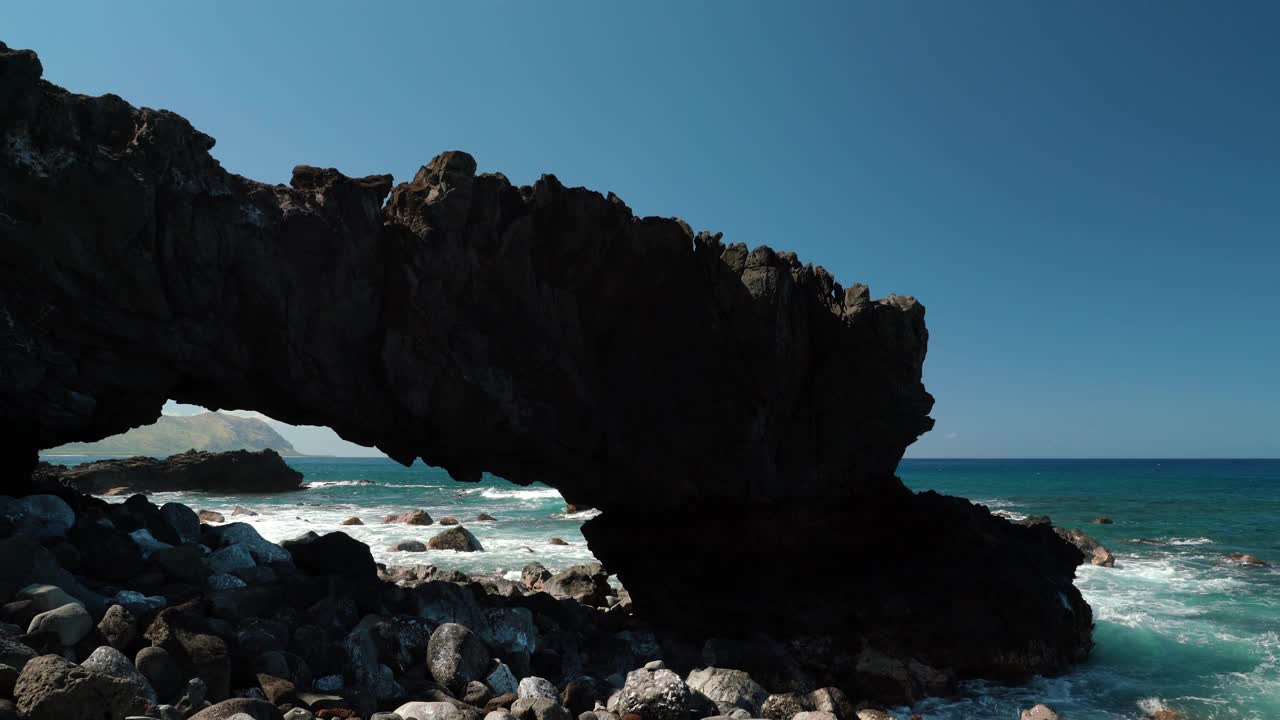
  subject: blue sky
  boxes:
[7,2,1278,458]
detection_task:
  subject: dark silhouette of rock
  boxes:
[281,531,377,580]
[32,450,302,495]
[0,42,1090,701]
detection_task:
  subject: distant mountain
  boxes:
[47,412,302,457]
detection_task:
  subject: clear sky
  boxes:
[7,2,1278,458]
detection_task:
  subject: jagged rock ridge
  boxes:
[0,41,1091,701]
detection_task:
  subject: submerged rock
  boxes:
[1224,552,1269,567]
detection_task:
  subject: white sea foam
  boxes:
[1168,537,1215,546]
[305,480,378,488]
[470,487,563,501]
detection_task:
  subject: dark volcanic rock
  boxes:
[14,654,149,720]
[282,531,377,580]
[34,450,303,495]
[0,42,1090,704]
[428,527,484,553]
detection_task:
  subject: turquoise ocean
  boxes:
[43,456,1279,720]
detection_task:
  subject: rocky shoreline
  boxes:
[0,485,954,720]
[32,451,304,496]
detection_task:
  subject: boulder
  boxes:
[14,585,81,615]
[342,517,364,526]
[137,646,184,703]
[232,506,259,517]
[685,668,767,716]
[14,654,149,720]
[427,527,484,552]
[188,698,284,720]
[143,604,232,701]
[521,563,550,591]
[69,524,147,580]
[477,514,497,522]
[161,502,202,544]
[440,517,461,526]
[199,510,226,524]
[27,603,92,645]
[395,702,461,720]
[616,669,690,720]
[385,511,434,526]
[257,673,299,705]
[203,524,291,564]
[0,663,16,697]
[541,564,610,606]
[281,531,377,579]
[1020,705,1058,720]
[0,636,36,672]
[761,693,812,720]
[98,604,139,650]
[0,538,103,615]
[208,545,257,575]
[547,539,568,546]
[130,528,176,559]
[510,698,572,720]
[81,645,157,705]
[518,677,558,701]
[464,679,494,707]
[806,687,853,720]
[486,662,519,696]
[155,545,211,584]
[0,496,75,543]
[390,541,429,553]
[427,623,491,693]
[1093,516,1113,525]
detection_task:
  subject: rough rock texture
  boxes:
[426,623,490,694]
[14,654,150,720]
[685,667,768,716]
[616,668,691,720]
[0,42,1090,701]
[32,450,303,495]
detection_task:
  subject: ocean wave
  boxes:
[474,487,563,500]
[306,480,379,488]
[1168,537,1215,546]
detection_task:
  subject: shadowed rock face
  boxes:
[0,42,1090,700]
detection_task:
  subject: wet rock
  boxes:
[541,564,610,606]
[188,698,283,720]
[616,669,690,720]
[136,646,183,703]
[342,518,364,526]
[27,603,92,645]
[390,541,429,553]
[282,531,377,579]
[81,645,157,705]
[1224,552,1269,567]
[1094,516,1113,524]
[1020,705,1058,720]
[199,511,226,524]
[440,518,461,526]
[385,511,434,526]
[1054,527,1115,567]
[520,563,550,591]
[428,527,484,553]
[98,604,139,651]
[547,539,568,547]
[14,654,149,720]
[428,623,491,693]
[685,668,767,716]
[477,514,497,522]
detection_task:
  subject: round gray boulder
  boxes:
[426,622,490,693]
[81,645,157,705]
[617,668,691,720]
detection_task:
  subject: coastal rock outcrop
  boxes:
[31,450,303,495]
[0,41,1090,702]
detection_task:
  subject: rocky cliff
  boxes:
[0,42,1090,701]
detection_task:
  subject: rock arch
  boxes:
[0,42,1089,700]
